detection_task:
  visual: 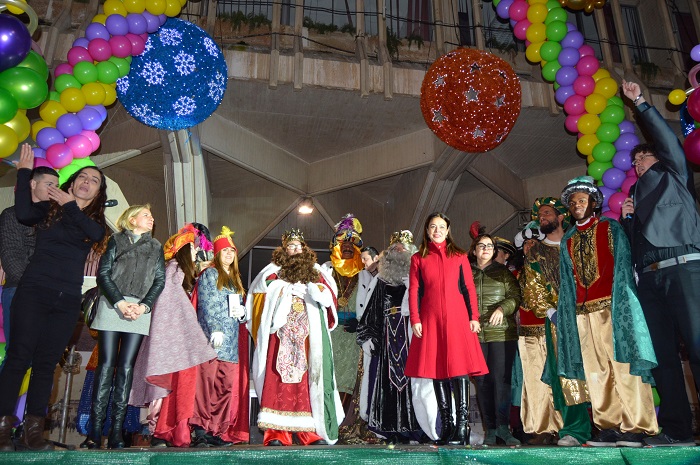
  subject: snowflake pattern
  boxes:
[203,37,219,57]
[207,71,225,102]
[159,28,182,46]
[143,37,154,54]
[173,96,196,116]
[130,104,162,126]
[116,76,129,94]
[140,61,167,85]
[174,51,196,76]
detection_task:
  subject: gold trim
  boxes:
[258,422,315,432]
[576,297,610,315]
[519,325,545,337]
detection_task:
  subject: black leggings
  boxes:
[97,331,144,369]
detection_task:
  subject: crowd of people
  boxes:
[0,80,698,451]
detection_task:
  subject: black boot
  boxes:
[0,415,17,451]
[433,380,454,445]
[108,367,133,449]
[19,415,53,451]
[86,364,114,449]
[450,378,470,445]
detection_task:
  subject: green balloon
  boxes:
[596,123,621,143]
[0,88,18,124]
[540,41,562,62]
[108,57,131,78]
[96,61,120,84]
[72,61,98,85]
[545,8,568,25]
[17,51,49,81]
[542,61,561,82]
[599,105,625,125]
[592,141,616,162]
[546,20,568,42]
[493,0,501,6]
[49,90,60,102]
[59,157,96,186]
[0,68,48,110]
[54,73,82,93]
[124,56,132,64]
[546,0,561,10]
[607,96,624,108]
[587,160,613,181]
[553,82,560,90]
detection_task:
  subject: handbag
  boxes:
[81,286,100,327]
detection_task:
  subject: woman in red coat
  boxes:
[405,212,488,445]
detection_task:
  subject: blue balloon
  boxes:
[0,16,31,73]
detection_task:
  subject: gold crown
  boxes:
[282,228,305,244]
[389,230,413,246]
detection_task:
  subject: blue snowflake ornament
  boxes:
[117,18,228,131]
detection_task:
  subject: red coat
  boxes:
[405,242,489,379]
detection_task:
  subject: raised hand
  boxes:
[15,143,33,170]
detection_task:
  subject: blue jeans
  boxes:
[0,286,16,348]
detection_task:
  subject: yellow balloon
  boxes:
[577,113,601,135]
[591,68,610,82]
[7,0,27,16]
[39,100,67,126]
[585,92,607,115]
[4,111,30,141]
[18,368,31,396]
[103,0,127,16]
[527,3,548,23]
[526,41,544,63]
[529,0,548,3]
[526,22,547,44]
[123,0,146,13]
[594,77,618,99]
[92,14,107,25]
[146,0,167,16]
[60,88,87,113]
[164,0,181,17]
[576,133,599,156]
[0,125,18,158]
[82,82,107,106]
[31,120,52,141]
[586,154,595,164]
[668,89,687,106]
[101,83,117,106]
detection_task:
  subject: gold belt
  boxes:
[519,325,545,337]
[576,297,610,315]
[384,306,400,316]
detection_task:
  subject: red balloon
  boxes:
[67,46,92,66]
[683,128,700,164]
[45,143,74,169]
[108,35,133,59]
[687,90,700,122]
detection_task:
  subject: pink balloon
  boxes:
[81,130,101,151]
[608,192,627,214]
[601,209,619,220]
[563,94,586,116]
[65,134,93,158]
[577,55,600,76]
[67,46,92,66]
[46,143,74,169]
[565,114,580,133]
[513,20,531,41]
[33,157,53,169]
[109,35,133,59]
[683,127,700,164]
[125,33,145,56]
[509,0,529,22]
[626,168,637,178]
[687,90,700,122]
[621,175,636,195]
[579,45,595,57]
[87,38,112,62]
[573,75,595,97]
[54,63,73,77]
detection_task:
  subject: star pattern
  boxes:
[470,62,481,73]
[433,75,445,87]
[464,87,479,102]
[432,108,445,123]
[494,95,505,108]
[472,127,485,138]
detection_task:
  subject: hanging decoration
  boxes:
[420,48,521,153]
[557,0,606,13]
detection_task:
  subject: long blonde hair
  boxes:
[116,204,152,232]
[213,249,246,297]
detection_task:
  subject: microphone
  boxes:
[105,199,118,207]
[624,193,633,220]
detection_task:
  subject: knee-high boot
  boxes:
[87,364,114,449]
[450,378,470,445]
[108,367,133,449]
[433,380,454,445]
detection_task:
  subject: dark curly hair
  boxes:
[271,246,320,284]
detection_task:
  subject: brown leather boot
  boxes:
[19,415,53,451]
[0,415,17,451]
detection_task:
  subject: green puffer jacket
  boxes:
[471,261,521,343]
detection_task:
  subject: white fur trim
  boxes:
[410,377,439,441]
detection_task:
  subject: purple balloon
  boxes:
[561,31,584,49]
[692,44,700,63]
[510,19,517,27]
[612,150,632,171]
[142,11,161,33]
[555,85,575,105]
[566,22,577,32]
[127,14,148,35]
[602,167,626,190]
[77,107,103,131]
[496,0,515,19]
[614,132,641,151]
[158,14,167,26]
[56,113,83,138]
[32,147,46,159]
[618,120,635,134]
[0,15,31,73]
[36,127,65,150]
[85,23,110,41]
[73,37,90,49]
[558,47,581,67]
[555,66,578,87]
[599,185,615,208]
[86,104,108,122]
[106,14,130,36]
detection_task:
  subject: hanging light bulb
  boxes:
[298,197,314,215]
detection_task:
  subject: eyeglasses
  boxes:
[286,244,303,251]
[632,154,654,166]
[476,244,494,250]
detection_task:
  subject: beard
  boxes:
[271,246,320,284]
[378,248,412,286]
[540,217,559,234]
